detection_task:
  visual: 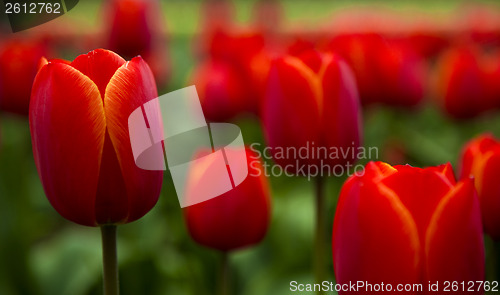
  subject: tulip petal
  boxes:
[71,49,126,99]
[473,151,500,239]
[333,176,421,292]
[381,166,453,241]
[425,179,485,288]
[428,162,456,185]
[104,56,163,223]
[30,62,106,226]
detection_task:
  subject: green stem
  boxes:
[314,176,326,294]
[101,225,119,295]
[218,251,230,295]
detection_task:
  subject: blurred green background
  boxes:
[1,1,500,294]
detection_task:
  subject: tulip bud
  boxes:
[184,147,271,252]
[191,31,270,121]
[460,134,500,240]
[191,59,248,122]
[262,50,362,172]
[30,49,163,226]
[333,162,484,293]
[434,46,490,119]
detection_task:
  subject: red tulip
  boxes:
[104,0,170,88]
[184,147,271,252]
[0,38,48,115]
[191,59,248,122]
[261,50,361,170]
[30,49,163,226]
[325,33,425,108]
[191,31,271,121]
[434,46,492,119]
[460,134,500,240]
[106,0,152,57]
[333,162,484,294]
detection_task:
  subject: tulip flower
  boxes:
[30,49,163,294]
[262,49,362,170]
[460,134,500,240]
[104,0,170,89]
[0,38,48,115]
[262,49,361,287]
[191,31,271,121]
[325,33,425,108]
[333,162,484,294]
[184,147,271,294]
[193,0,277,121]
[434,46,492,119]
[190,59,248,122]
[184,147,271,252]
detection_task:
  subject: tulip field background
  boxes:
[2,0,500,294]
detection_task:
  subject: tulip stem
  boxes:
[314,175,326,294]
[218,251,230,295]
[101,225,119,295]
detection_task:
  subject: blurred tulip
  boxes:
[333,162,484,294]
[208,30,266,65]
[434,45,497,119]
[325,33,426,108]
[104,0,170,88]
[0,38,48,115]
[184,147,271,252]
[460,134,500,240]
[262,50,361,170]
[30,49,163,226]
[191,59,247,122]
[191,31,271,121]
